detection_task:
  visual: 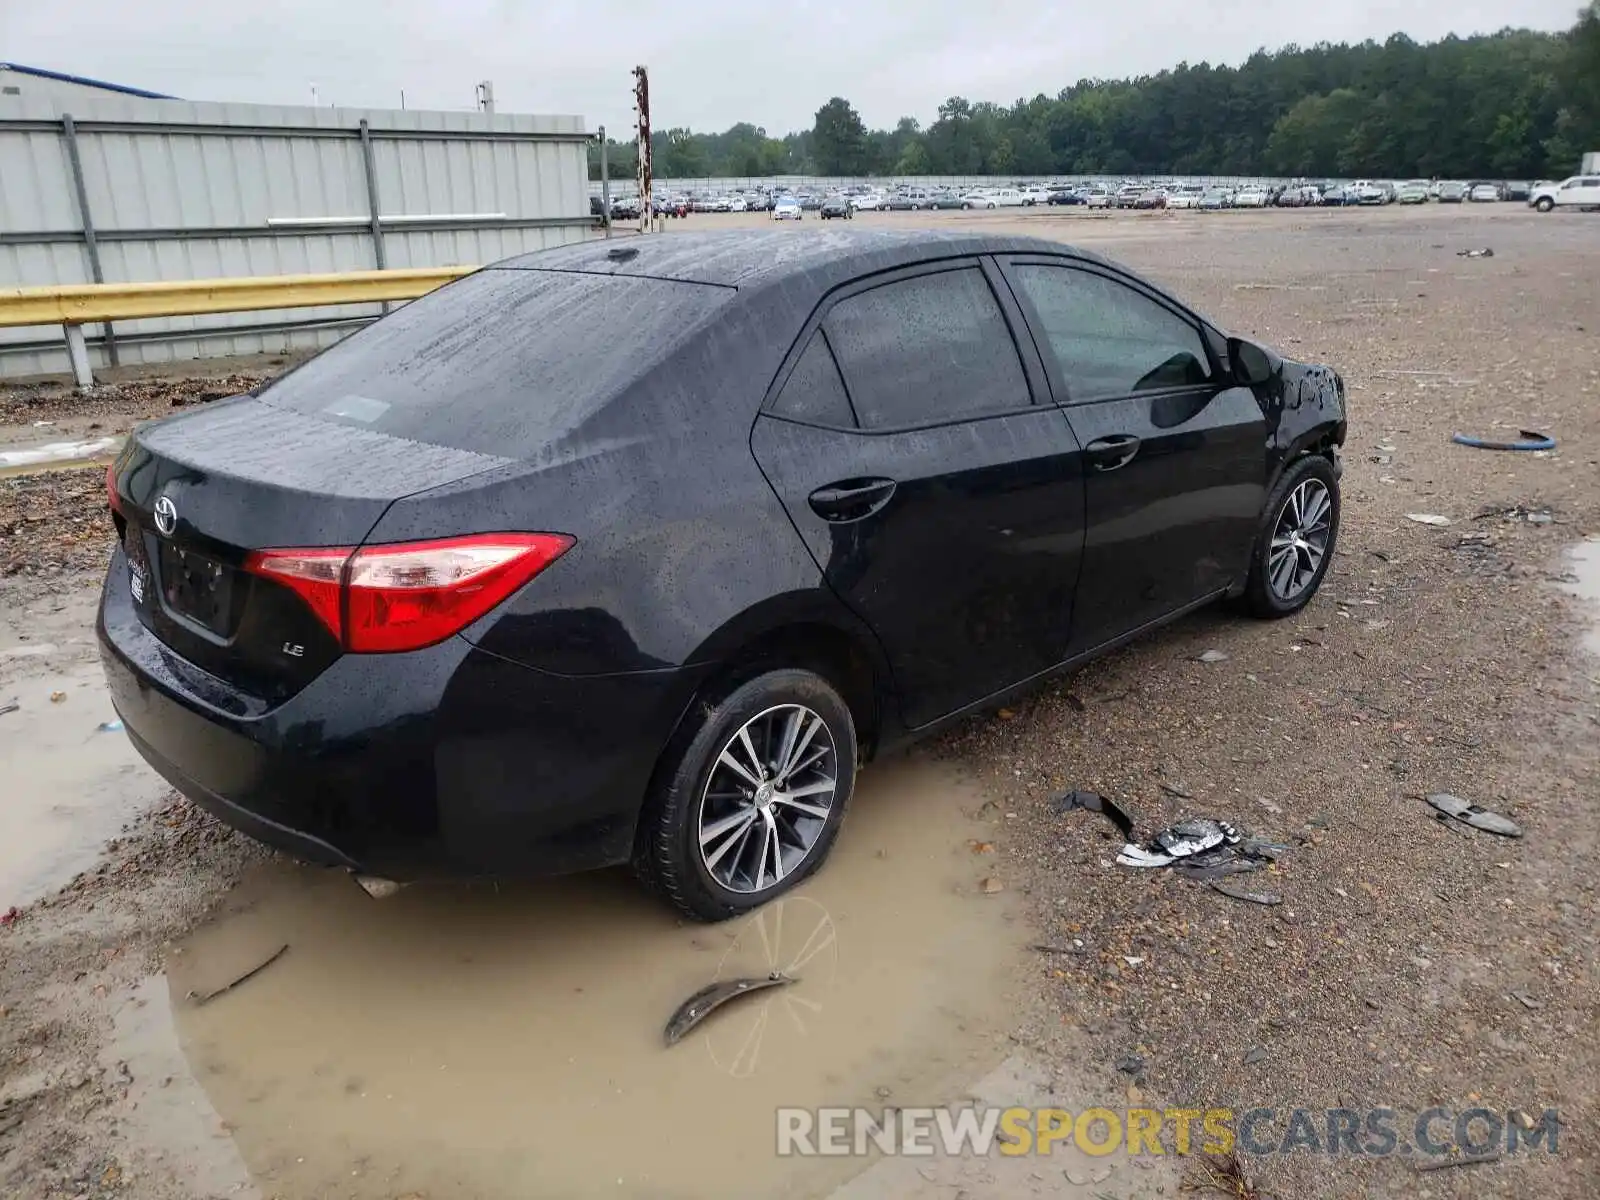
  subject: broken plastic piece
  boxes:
[664,973,793,1046]
[1451,430,1555,452]
[1210,880,1283,905]
[95,719,124,733]
[1456,248,1494,258]
[1053,789,1135,841]
[1406,513,1452,526]
[1426,793,1522,837]
[1195,649,1230,663]
[1118,819,1283,876]
[1157,818,1239,858]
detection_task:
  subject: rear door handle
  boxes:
[808,477,898,522]
[1084,434,1142,471]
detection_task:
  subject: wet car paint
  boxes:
[99,230,1347,882]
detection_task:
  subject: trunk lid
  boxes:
[111,396,511,703]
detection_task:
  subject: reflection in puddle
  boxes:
[1564,538,1600,654]
[163,756,1028,1199]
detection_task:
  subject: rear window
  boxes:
[259,268,731,456]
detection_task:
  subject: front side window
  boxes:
[823,267,1030,429]
[1008,265,1213,402]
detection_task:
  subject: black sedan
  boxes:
[819,196,853,220]
[100,231,1347,921]
[1047,188,1083,205]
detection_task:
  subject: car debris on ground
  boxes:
[1426,793,1523,837]
[1405,513,1452,526]
[1052,789,1135,840]
[663,973,794,1046]
[1452,430,1556,452]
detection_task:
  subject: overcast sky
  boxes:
[0,0,1583,134]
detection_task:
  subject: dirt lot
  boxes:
[2,203,1597,1199]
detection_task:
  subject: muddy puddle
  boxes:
[1,590,168,906]
[154,756,1034,1200]
[1563,536,1600,653]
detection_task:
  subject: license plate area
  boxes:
[156,541,238,636]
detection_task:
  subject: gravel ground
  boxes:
[0,372,271,432]
[1,204,1596,1199]
[937,205,1599,1198]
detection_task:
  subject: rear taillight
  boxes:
[106,462,122,514]
[244,533,573,654]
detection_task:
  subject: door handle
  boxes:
[807,478,898,522]
[1084,434,1142,471]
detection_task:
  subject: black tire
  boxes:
[1535,197,1554,213]
[1241,454,1341,618]
[634,669,857,922]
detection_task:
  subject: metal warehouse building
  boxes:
[0,63,596,379]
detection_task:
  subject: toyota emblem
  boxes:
[152,495,178,537]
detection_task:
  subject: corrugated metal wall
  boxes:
[0,94,595,378]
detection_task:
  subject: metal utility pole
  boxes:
[633,65,652,234]
[476,81,495,113]
[598,125,611,238]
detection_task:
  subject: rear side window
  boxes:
[823,267,1030,429]
[773,334,856,426]
[259,268,732,457]
[1009,265,1212,402]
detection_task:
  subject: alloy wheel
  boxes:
[697,705,838,894]
[1267,479,1333,601]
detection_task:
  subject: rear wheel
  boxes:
[1242,455,1340,618]
[635,669,857,922]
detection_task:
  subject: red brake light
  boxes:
[106,462,122,514]
[244,546,349,641]
[244,533,573,654]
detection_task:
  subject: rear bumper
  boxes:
[97,546,703,880]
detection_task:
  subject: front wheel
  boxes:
[1535,197,1554,212]
[634,669,858,922]
[1242,454,1340,618]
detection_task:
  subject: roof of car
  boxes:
[492,229,1103,290]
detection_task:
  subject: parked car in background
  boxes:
[819,195,853,220]
[850,192,884,212]
[928,190,964,210]
[1469,183,1501,203]
[1082,187,1111,208]
[1198,189,1231,210]
[1021,186,1052,206]
[1530,176,1600,211]
[1113,184,1145,209]
[1166,187,1203,209]
[611,196,642,220]
[1396,181,1430,204]
[100,229,1348,920]
[1437,181,1467,203]
[1232,188,1267,208]
[1047,187,1084,205]
[772,195,802,220]
[1501,181,1532,202]
[1134,189,1168,209]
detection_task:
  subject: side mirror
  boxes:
[1228,337,1274,386]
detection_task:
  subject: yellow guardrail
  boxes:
[0,266,477,387]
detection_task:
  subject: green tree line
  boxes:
[592,6,1600,181]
